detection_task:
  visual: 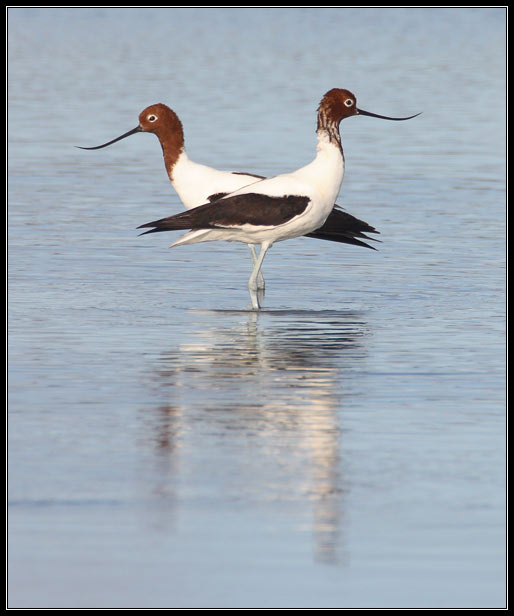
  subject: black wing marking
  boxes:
[231,171,266,180]
[207,192,229,202]
[138,193,311,235]
[206,173,266,203]
[305,206,380,250]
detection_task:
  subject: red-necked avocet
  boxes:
[77,95,398,291]
[134,89,419,308]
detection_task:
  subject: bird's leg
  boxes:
[248,245,265,290]
[249,287,264,311]
[248,242,271,309]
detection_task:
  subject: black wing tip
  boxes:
[137,227,159,236]
[136,216,169,235]
[137,221,172,236]
[351,236,380,251]
[136,210,195,235]
[304,230,381,250]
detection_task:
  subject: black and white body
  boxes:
[136,89,419,308]
[78,96,388,292]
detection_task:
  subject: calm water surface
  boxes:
[8,7,506,609]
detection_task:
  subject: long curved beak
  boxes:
[76,126,142,150]
[357,108,421,121]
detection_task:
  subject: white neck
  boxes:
[295,132,345,206]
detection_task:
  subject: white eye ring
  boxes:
[344,98,354,107]
[147,114,158,122]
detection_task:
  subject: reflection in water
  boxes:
[141,310,370,564]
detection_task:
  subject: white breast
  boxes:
[170,151,262,209]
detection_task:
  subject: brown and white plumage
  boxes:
[79,89,419,308]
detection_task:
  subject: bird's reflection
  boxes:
[140,309,370,564]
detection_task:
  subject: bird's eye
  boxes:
[344,98,354,107]
[147,114,158,122]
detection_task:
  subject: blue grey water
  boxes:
[8,7,506,609]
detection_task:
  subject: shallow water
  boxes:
[8,7,506,609]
